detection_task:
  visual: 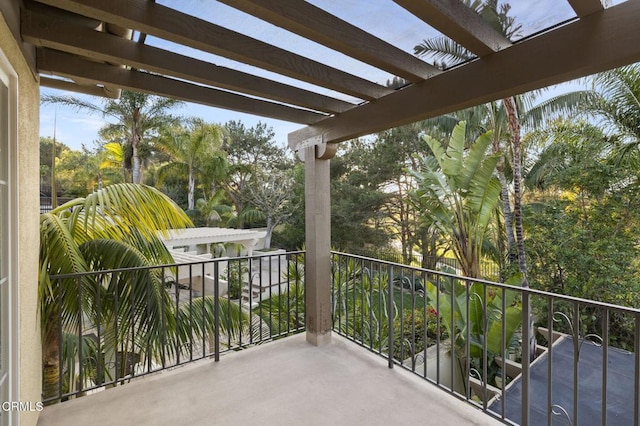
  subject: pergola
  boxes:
[10,0,640,346]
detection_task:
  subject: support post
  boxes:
[301,138,336,346]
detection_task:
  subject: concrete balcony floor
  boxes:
[38,333,502,426]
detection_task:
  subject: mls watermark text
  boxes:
[1,401,44,412]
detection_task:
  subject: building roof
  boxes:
[10,0,640,149]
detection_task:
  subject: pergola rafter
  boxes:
[217,0,440,82]
[566,0,605,18]
[33,0,392,100]
[19,0,640,147]
[37,49,328,124]
[22,10,354,115]
[393,0,512,57]
[289,0,640,145]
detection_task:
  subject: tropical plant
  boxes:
[253,253,305,336]
[424,274,523,387]
[39,183,248,401]
[42,91,183,184]
[421,101,516,273]
[99,140,128,183]
[332,256,397,352]
[411,122,502,279]
[414,0,530,285]
[194,189,235,227]
[583,64,640,164]
[156,118,226,210]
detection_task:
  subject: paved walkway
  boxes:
[38,333,503,426]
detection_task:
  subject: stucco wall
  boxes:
[0,9,42,426]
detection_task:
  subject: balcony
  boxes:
[38,251,640,425]
[38,332,501,426]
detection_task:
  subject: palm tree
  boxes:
[583,64,640,162]
[413,3,593,360]
[195,189,235,227]
[156,118,226,210]
[39,183,247,401]
[42,91,183,184]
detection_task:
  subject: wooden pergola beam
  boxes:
[22,10,354,114]
[34,0,393,101]
[219,0,439,82]
[393,0,512,57]
[37,49,328,125]
[289,0,640,146]
[567,0,604,18]
[40,76,119,98]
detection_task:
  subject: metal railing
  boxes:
[44,250,305,404]
[331,251,640,426]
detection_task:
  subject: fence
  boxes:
[44,251,305,404]
[331,251,640,425]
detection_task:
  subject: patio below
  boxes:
[37,333,501,426]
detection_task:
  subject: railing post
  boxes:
[634,314,640,425]
[57,278,63,401]
[521,291,531,426]
[602,308,609,426]
[388,264,394,369]
[214,262,220,362]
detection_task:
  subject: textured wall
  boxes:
[0,8,42,426]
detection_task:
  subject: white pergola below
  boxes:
[160,227,267,257]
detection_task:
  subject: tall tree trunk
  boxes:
[264,217,273,249]
[492,133,517,268]
[42,323,60,403]
[132,109,142,184]
[188,166,195,210]
[396,181,411,264]
[503,96,535,361]
[419,227,438,270]
[502,97,528,282]
[132,137,141,184]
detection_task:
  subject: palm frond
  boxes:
[523,90,594,129]
[414,36,473,68]
[78,183,192,239]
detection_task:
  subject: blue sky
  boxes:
[39,88,302,151]
[39,81,589,152]
[38,0,612,151]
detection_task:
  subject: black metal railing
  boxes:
[43,250,305,404]
[331,251,640,426]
